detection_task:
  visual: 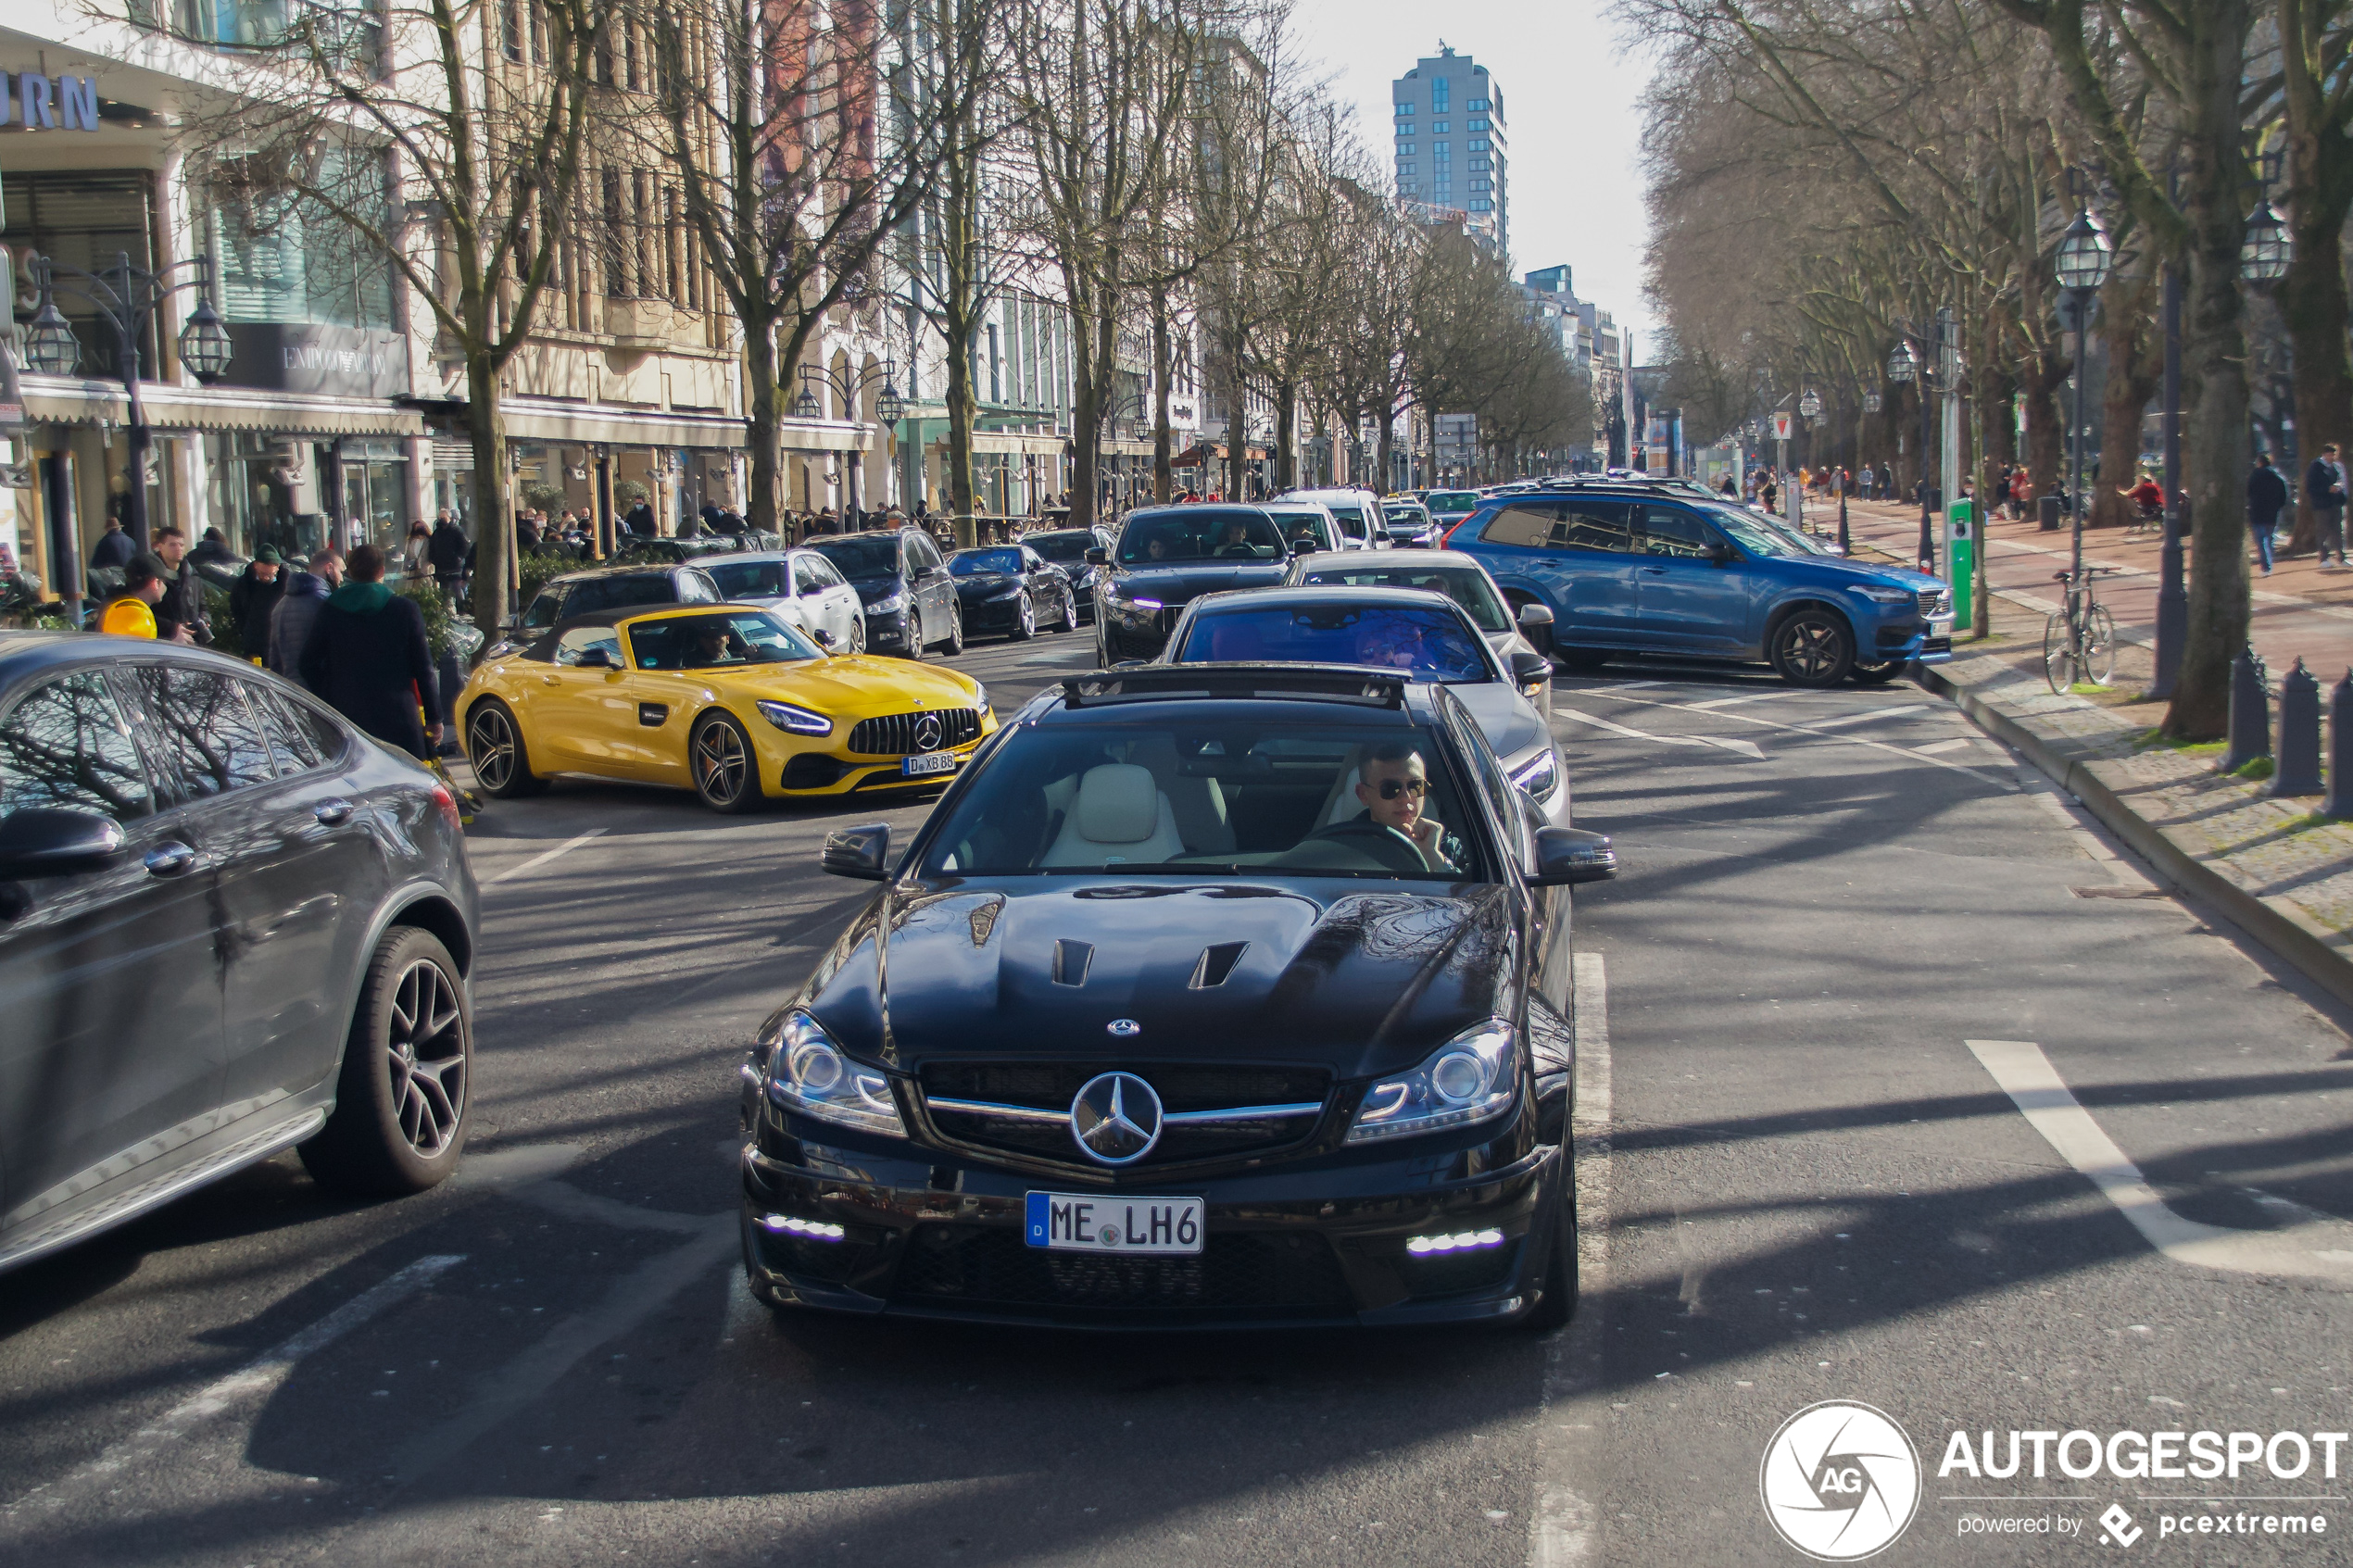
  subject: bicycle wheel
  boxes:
[2082,604,2118,685]
[2043,610,2077,693]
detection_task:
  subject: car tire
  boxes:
[299,926,472,1196]
[1850,659,1907,684]
[849,616,867,655]
[1554,647,1611,674]
[464,699,547,797]
[1011,594,1036,641]
[1522,1162,1579,1332]
[934,604,964,657]
[691,710,761,813]
[1057,592,1078,633]
[1768,608,1856,687]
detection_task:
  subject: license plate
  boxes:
[902,750,959,777]
[1025,1191,1203,1254]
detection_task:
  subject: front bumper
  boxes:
[862,605,916,651]
[1870,611,1957,665]
[961,595,1026,633]
[1097,596,1175,661]
[764,711,998,797]
[740,1101,1566,1330]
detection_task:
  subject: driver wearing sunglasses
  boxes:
[1352,742,1456,872]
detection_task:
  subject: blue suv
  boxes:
[1451,487,1954,686]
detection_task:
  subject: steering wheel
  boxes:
[1300,819,1429,874]
[1215,543,1259,559]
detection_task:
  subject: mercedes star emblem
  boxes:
[1069,1072,1163,1165]
[1106,1018,1141,1037]
[913,712,944,752]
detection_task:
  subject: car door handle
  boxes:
[314,798,355,825]
[145,842,197,877]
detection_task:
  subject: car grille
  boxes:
[893,1225,1353,1313]
[1918,589,1953,618]
[846,708,982,757]
[919,1061,1330,1170]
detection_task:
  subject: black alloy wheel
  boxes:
[1012,593,1037,640]
[299,926,472,1195]
[1769,609,1856,688]
[935,603,964,657]
[691,711,761,812]
[1057,588,1079,633]
[1850,659,1907,685]
[464,699,547,797]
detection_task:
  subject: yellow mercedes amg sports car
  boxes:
[457,605,996,812]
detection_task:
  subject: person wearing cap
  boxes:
[270,548,339,687]
[100,556,185,641]
[229,545,286,657]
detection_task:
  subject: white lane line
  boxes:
[484,827,609,885]
[1805,703,1929,730]
[6,1254,465,1515]
[1597,691,2011,784]
[1529,952,1612,1567]
[1556,706,1765,760]
[1965,1040,2353,1286]
[1682,691,1790,710]
[1912,737,1974,756]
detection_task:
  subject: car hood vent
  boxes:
[1051,938,1093,986]
[1189,941,1249,989]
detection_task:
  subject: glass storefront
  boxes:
[339,441,412,553]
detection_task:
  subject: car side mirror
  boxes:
[1530,826,1617,886]
[1508,649,1552,693]
[576,647,615,670]
[0,807,127,878]
[1708,542,1738,565]
[821,822,892,881]
[1516,601,1554,628]
[1084,547,1108,566]
[811,628,836,647]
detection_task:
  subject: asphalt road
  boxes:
[5,634,2352,1567]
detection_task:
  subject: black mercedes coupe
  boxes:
[1089,505,1297,664]
[738,663,1585,1329]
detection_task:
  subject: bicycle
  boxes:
[2044,566,2120,692]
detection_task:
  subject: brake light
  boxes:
[430,784,463,832]
[1441,515,1475,548]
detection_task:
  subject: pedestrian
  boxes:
[403,519,434,579]
[623,496,657,537]
[2308,443,2348,568]
[2248,452,2288,575]
[299,543,440,759]
[2010,466,2032,521]
[268,548,338,683]
[427,511,470,593]
[228,546,285,655]
[1761,474,1779,512]
[146,526,208,644]
[188,525,235,573]
[516,512,543,552]
[2119,470,2163,524]
[99,556,181,640]
[88,514,137,572]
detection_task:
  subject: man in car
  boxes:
[1353,743,1454,872]
[1214,520,1256,557]
[687,621,749,666]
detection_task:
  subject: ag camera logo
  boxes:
[1760,1400,1922,1561]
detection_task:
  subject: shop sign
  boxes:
[222,323,410,400]
[1,75,102,132]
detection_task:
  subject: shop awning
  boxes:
[931,431,1068,457]
[25,375,427,438]
[496,399,749,451]
[1172,442,1269,467]
[1101,438,1159,458]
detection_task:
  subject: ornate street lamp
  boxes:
[22,299,79,375]
[793,386,822,420]
[176,297,233,383]
[1863,391,1882,414]
[875,380,907,429]
[1797,387,1821,419]
[1885,341,1919,385]
[2241,200,2291,284]
[2056,208,2112,678]
[2055,208,2115,292]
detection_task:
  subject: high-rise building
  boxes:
[1390,44,1507,256]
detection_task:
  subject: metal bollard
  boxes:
[2275,658,2323,795]
[2223,645,2271,772]
[2327,671,2353,820]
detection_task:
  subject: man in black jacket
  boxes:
[228,546,285,653]
[426,511,471,593]
[2307,444,2347,569]
[2249,454,2289,575]
[299,544,440,758]
[149,527,208,644]
[88,516,137,572]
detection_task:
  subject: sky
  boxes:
[1285,0,1659,351]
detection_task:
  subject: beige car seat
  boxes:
[1041,764,1187,867]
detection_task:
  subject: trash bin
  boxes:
[2039,495,2063,532]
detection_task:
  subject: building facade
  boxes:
[1390,44,1506,257]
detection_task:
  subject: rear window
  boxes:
[1174,603,1491,683]
[561,574,676,615]
[707,560,789,598]
[1427,491,1481,513]
[1117,511,1284,564]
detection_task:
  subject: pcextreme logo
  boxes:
[1760,1400,1924,1561]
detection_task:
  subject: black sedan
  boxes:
[805,530,964,659]
[945,545,1080,641]
[738,662,1587,1329]
[1017,526,1115,622]
[1091,505,1296,664]
[0,633,480,1274]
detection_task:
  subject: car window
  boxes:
[1446,696,1528,874]
[912,534,945,571]
[1554,502,1636,553]
[1699,504,1809,558]
[627,611,823,670]
[561,574,675,616]
[680,570,723,603]
[1637,507,1723,558]
[791,559,827,596]
[246,681,329,772]
[1479,502,1555,548]
[1117,510,1286,564]
[950,548,1025,577]
[1265,511,1333,550]
[520,587,564,630]
[808,535,900,577]
[132,666,280,798]
[1024,531,1093,563]
[553,627,624,668]
[1023,548,1047,571]
[0,669,154,822]
[919,718,1487,881]
[708,559,789,599]
[1296,567,1511,633]
[1174,603,1491,683]
[803,555,844,590]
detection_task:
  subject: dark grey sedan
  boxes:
[0,633,481,1274]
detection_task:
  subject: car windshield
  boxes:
[1294,566,1511,633]
[1117,511,1286,565]
[950,548,1024,577]
[626,610,823,670]
[921,719,1485,880]
[807,535,900,576]
[1384,507,1428,525]
[1024,531,1094,563]
[1173,602,1492,682]
[1700,504,1810,559]
[560,574,675,615]
[704,559,788,598]
[1426,491,1481,513]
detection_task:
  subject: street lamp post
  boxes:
[1885,335,1932,571]
[2055,207,2116,676]
[1797,387,1822,534]
[20,250,231,577]
[1856,390,1882,558]
[795,359,903,529]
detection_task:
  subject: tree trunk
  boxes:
[1151,288,1173,503]
[945,321,978,546]
[2280,185,2353,557]
[1374,402,1394,497]
[1273,380,1295,491]
[2021,349,2068,518]
[2089,275,2160,531]
[465,348,510,647]
[1067,314,1102,531]
[744,317,783,536]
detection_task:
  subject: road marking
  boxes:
[1597,691,2011,784]
[6,1253,465,1516]
[1682,691,1789,710]
[1529,952,1612,1567]
[1805,703,1928,729]
[1912,737,1974,756]
[484,828,610,885]
[1557,706,1765,760]
[1965,1040,2353,1286]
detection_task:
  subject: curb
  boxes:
[1917,663,2353,1012]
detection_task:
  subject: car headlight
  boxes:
[1508,746,1560,803]
[1854,584,1915,607]
[969,679,988,715]
[1346,1018,1517,1144]
[757,699,832,736]
[762,1010,904,1135]
[870,592,908,614]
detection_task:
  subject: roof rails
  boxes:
[1059,662,1410,710]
